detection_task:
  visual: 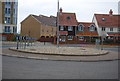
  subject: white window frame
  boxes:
[101,27,106,31]
[68,36,73,40]
[79,36,84,40]
[60,26,64,31]
[68,26,73,31]
[78,24,84,31]
[110,27,113,31]
[89,24,95,31]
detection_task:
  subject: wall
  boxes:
[41,25,56,37]
[21,15,41,40]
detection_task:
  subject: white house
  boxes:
[92,9,120,40]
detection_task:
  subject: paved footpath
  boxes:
[1,47,119,62]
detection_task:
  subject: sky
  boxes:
[17,0,119,33]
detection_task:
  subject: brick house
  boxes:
[58,8,78,44]
[58,8,99,44]
[92,9,120,43]
[76,22,98,43]
[21,14,57,41]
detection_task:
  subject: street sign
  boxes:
[16,36,19,41]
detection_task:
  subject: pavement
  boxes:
[9,46,108,56]
[1,47,119,62]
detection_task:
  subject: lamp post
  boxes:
[57,0,60,47]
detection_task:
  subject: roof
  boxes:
[76,22,98,36]
[94,14,120,27]
[78,22,95,26]
[59,12,78,25]
[32,15,57,27]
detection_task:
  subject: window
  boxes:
[118,28,120,32]
[61,36,66,42]
[101,27,106,31]
[4,17,7,23]
[5,8,7,14]
[60,26,64,31]
[5,26,10,33]
[4,17,10,24]
[110,28,113,31]
[66,16,70,20]
[13,26,17,33]
[102,17,106,21]
[78,36,84,40]
[68,26,73,31]
[78,24,84,31]
[8,8,10,14]
[8,18,10,23]
[8,2,11,4]
[68,36,73,40]
[89,24,95,31]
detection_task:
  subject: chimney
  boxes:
[60,8,62,13]
[109,9,113,16]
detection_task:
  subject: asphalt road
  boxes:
[1,42,119,79]
[2,56,118,79]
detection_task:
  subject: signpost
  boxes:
[16,36,19,49]
[16,36,36,49]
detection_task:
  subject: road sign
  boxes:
[16,36,19,41]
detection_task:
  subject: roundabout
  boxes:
[9,46,108,56]
[1,46,118,62]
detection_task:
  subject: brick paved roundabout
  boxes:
[1,46,119,62]
[9,46,108,56]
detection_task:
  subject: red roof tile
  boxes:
[94,14,120,27]
[59,12,78,25]
[78,22,95,26]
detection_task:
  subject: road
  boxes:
[2,56,119,79]
[1,42,119,79]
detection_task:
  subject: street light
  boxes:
[57,0,60,47]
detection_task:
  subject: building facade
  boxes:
[92,9,120,43]
[21,15,57,41]
[58,8,99,44]
[0,0,18,41]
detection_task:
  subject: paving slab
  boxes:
[9,46,108,56]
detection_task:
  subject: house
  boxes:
[76,22,98,43]
[0,0,18,41]
[20,14,57,41]
[58,8,78,44]
[92,9,120,43]
[58,8,99,44]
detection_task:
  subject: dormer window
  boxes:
[89,24,95,31]
[102,17,106,21]
[78,24,84,31]
[66,16,70,20]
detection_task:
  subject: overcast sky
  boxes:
[18,0,119,33]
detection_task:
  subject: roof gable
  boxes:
[32,15,57,27]
[59,12,78,25]
[94,14,120,27]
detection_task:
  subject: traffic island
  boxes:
[9,46,108,56]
